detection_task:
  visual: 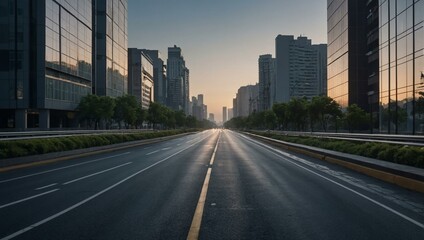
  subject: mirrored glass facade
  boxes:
[379,0,424,134]
[96,0,128,97]
[45,0,92,106]
[327,0,368,109]
[327,0,349,107]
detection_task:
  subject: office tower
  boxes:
[258,54,276,111]
[191,95,206,120]
[167,45,189,114]
[94,0,128,97]
[0,0,128,129]
[222,106,227,122]
[0,0,94,129]
[312,44,328,96]
[128,49,154,109]
[378,0,424,134]
[327,0,368,109]
[235,84,259,117]
[143,50,167,105]
[208,113,215,122]
[233,98,238,118]
[228,108,233,120]
[275,35,327,103]
[328,0,424,134]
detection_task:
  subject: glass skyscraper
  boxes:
[327,0,369,109]
[0,0,128,129]
[379,0,424,134]
[94,0,128,97]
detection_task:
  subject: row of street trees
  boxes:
[77,95,215,129]
[225,96,371,132]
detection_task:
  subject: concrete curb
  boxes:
[244,132,424,193]
[0,132,195,172]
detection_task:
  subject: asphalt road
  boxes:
[0,129,423,239]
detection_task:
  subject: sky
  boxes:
[128,0,327,122]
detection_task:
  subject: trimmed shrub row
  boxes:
[0,129,195,159]
[256,132,424,169]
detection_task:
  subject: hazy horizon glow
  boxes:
[128,0,327,122]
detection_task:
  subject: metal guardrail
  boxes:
[266,130,424,147]
[0,129,153,141]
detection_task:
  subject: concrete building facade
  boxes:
[275,35,327,103]
[143,50,167,105]
[258,54,276,112]
[128,49,154,109]
[167,45,189,114]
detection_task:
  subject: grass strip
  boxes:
[253,131,424,169]
[0,129,196,159]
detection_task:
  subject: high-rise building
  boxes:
[0,0,94,129]
[228,108,233,120]
[167,45,189,114]
[258,54,276,112]
[0,0,128,129]
[128,49,154,109]
[312,44,328,96]
[275,35,327,103]
[222,106,227,122]
[327,0,368,109]
[378,0,424,134]
[328,0,424,134]
[191,95,207,120]
[94,0,128,97]
[143,50,167,105]
[233,98,238,118]
[235,84,259,117]
[208,113,215,122]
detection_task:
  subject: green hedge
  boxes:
[256,132,424,169]
[0,129,196,159]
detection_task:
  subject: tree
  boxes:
[148,102,168,129]
[272,103,288,130]
[135,107,147,129]
[344,104,369,132]
[97,96,116,129]
[114,95,138,128]
[77,95,115,129]
[287,97,308,131]
[263,110,277,129]
[308,96,342,132]
[174,110,187,128]
[77,94,98,128]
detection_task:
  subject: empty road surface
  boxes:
[1,129,424,239]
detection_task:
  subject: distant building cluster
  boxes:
[229,0,424,134]
[230,35,327,120]
[191,94,208,121]
[0,1,207,130]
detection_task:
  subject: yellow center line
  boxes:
[187,132,220,240]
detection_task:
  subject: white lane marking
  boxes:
[237,132,424,230]
[146,150,160,156]
[35,183,58,191]
[161,147,171,151]
[0,135,214,240]
[0,189,60,210]
[177,143,182,146]
[209,134,220,166]
[62,162,132,185]
[186,138,197,143]
[0,152,131,184]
